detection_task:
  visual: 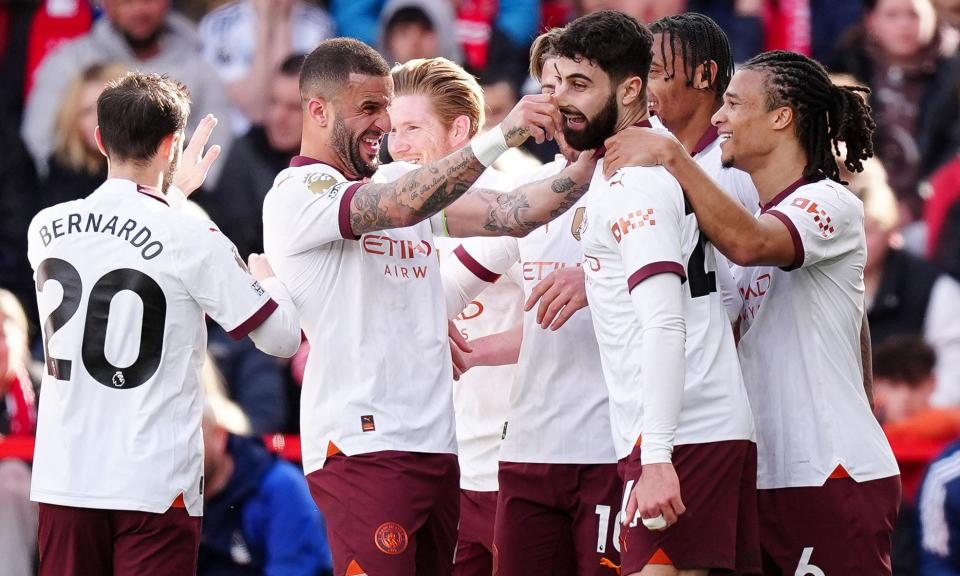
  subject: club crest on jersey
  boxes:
[305,172,337,196]
[571,206,586,241]
[112,371,126,388]
[790,197,835,238]
[374,522,408,555]
[611,209,656,243]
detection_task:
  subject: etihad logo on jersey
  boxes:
[611,209,656,243]
[739,273,771,323]
[790,197,835,238]
[362,234,433,279]
[523,260,582,281]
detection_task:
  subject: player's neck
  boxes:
[749,139,807,205]
[614,104,649,134]
[299,143,358,180]
[670,103,719,156]
[106,162,166,193]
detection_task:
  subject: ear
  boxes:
[307,97,332,128]
[94,126,108,157]
[620,76,645,107]
[161,131,181,162]
[769,105,794,133]
[694,60,718,91]
[450,114,472,146]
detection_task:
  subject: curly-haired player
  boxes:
[605,50,901,575]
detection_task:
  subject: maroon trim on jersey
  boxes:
[627,261,686,292]
[338,182,363,240]
[289,155,324,167]
[594,118,653,158]
[691,125,719,157]
[228,298,279,340]
[766,209,805,271]
[136,185,169,206]
[760,175,822,213]
[454,245,501,283]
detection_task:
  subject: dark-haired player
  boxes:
[262,38,598,576]
[27,72,302,576]
[552,11,758,576]
[605,51,901,575]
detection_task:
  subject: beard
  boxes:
[162,143,181,194]
[563,91,619,152]
[332,117,379,179]
[121,27,164,54]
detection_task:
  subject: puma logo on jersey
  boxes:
[611,209,656,243]
[361,415,376,432]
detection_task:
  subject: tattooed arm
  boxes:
[443,150,597,238]
[348,94,560,237]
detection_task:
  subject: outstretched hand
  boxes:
[602,127,681,179]
[173,114,222,196]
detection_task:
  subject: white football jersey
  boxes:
[263,158,457,475]
[454,157,619,465]
[581,120,754,460]
[437,236,523,492]
[736,177,899,488]
[28,179,277,516]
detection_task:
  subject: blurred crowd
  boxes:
[4,0,960,574]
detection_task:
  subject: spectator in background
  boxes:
[378,0,462,64]
[0,111,38,331]
[853,158,960,406]
[927,156,960,278]
[919,439,960,573]
[0,289,38,576]
[198,0,333,134]
[37,62,127,211]
[21,0,233,184]
[207,54,304,261]
[830,0,960,220]
[575,0,686,22]
[199,400,333,576]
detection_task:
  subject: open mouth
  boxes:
[648,98,659,114]
[718,132,732,146]
[361,131,383,157]
[562,111,587,130]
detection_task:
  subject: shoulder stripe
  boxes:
[765,209,804,271]
[454,245,501,283]
[339,183,363,241]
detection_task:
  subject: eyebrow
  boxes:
[565,72,594,83]
[725,92,741,100]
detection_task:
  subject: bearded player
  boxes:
[440,29,622,575]
[262,38,597,576]
[603,50,901,575]
[553,11,760,575]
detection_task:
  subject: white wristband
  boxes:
[470,125,510,167]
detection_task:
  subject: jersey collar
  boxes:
[691,125,720,157]
[290,155,324,167]
[595,117,655,158]
[760,175,823,213]
[135,184,169,206]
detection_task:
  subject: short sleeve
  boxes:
[610,170,686,292]
[765,184,863,271]
[177,224,277,340]
[264,171,363,256]
[456,236,522,281]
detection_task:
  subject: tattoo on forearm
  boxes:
[478,175,589,236]
[350,147,485,235]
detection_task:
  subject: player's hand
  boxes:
[500,94,561,146]
[602,127,681,179]
[625,462,685,530]
[248,253,275,281]
[173,114,222,197]
[525,266,588,330]
[448,320,473,381]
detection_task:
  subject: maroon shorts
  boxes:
[455,489,497,576]
[494,461,622,576]
[37,502,201,576]
[617,440,761,574]
[758,474,901,575]
[307,450,460,576]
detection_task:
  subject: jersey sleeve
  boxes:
[609,169,686,292]
[765,184,863,271]
[442,236,520,318]
[265,172,364,256]
[177,223,278,340]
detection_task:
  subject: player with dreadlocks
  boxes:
[604,50,901,575]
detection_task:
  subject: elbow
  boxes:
[273,333,302,359]
[726,238,768,267]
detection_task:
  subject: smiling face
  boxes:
[647,32,706,132]
[711,68,784,174]
[328,73,393,178]
[553,56,621,151]
[388,94,462,163]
